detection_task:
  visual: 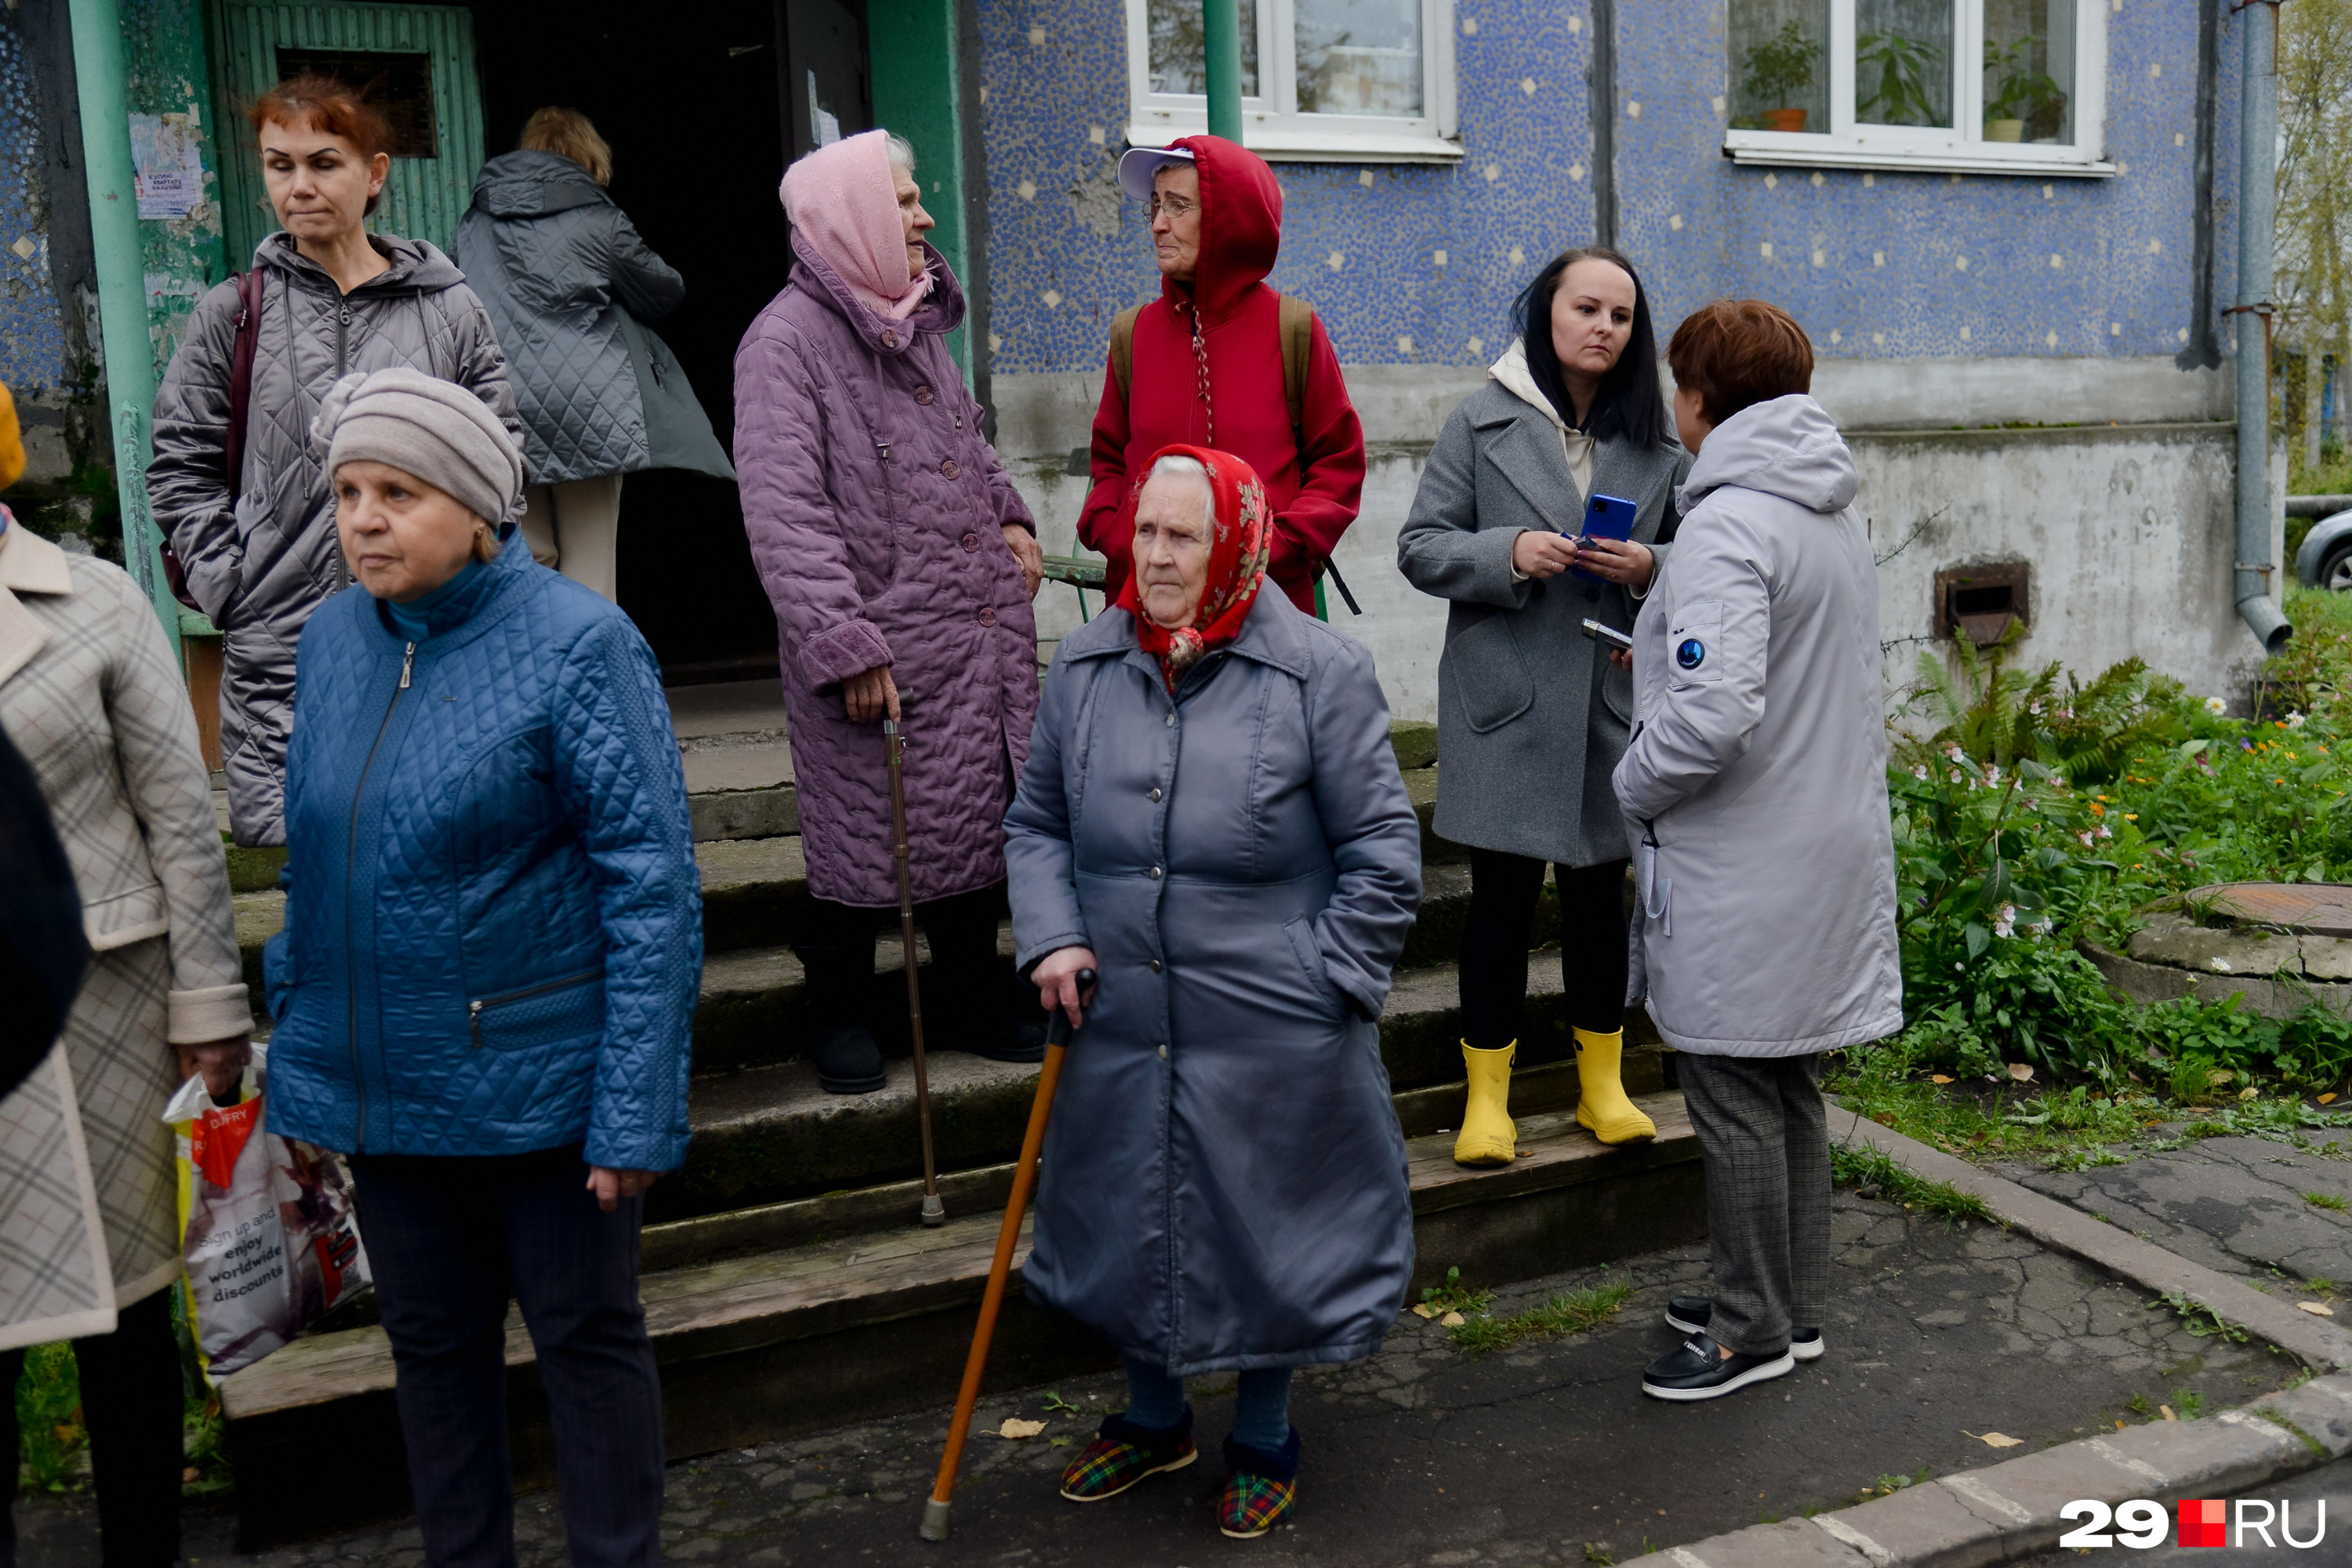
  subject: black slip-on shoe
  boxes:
[815,1026,887,1094]
[1641,1333,1797,1402]
[1661,1298,1823,1361]
[956,1016,1047,1065]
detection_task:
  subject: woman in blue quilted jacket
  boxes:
[263,367,700,1568]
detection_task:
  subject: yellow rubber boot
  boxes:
[1573,1028,1657,1144]
[1454,1041,1517,1167]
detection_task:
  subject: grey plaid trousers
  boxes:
[1677,1052,1831,1357]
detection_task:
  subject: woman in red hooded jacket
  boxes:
[1078,136,1366,613]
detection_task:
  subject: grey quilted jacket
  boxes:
[454,151,732,485]
[149,233,518,846]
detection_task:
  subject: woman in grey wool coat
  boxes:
[1007,446,1421,1539]
[1396,245,1690,1170]
[455,107,735,601]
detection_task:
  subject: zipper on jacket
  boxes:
[343,640,414,1149]
[467,968,603,1047]
[875,439,891,462]
[336,303,351,375]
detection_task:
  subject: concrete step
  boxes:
[657,956,1644,1221]
[219,1090,1700,1546]
[233,826,1551,1051]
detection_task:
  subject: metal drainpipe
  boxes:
[67,0,180,659]
[2235,0,2291,657]
[1202,0,1244,141]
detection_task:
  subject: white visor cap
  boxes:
[1118,144,1197,203]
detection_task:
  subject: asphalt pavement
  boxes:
[9,1190,2290,1568]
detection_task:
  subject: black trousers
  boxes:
[1459,848,1630,1048]
[0,1287,182,1568]
[350,1146,664,1568]
[794,880,1012,1043]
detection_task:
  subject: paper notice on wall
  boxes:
[130,113,205,220]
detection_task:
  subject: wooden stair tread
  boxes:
[220,1091,1691,1421]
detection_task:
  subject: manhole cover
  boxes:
[2190,883,2352,938]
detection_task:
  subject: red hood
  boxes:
[1163,135,1281,326]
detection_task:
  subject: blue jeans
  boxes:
[1124,1359,1294,1450]
[351,1145,664,1568]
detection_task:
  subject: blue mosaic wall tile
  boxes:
[0,7,70,393]
[976,0,2240,375]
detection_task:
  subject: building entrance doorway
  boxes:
[474,0,855,680]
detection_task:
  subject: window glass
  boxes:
[1983,0,2075,143]
[1295,0,1423,117]
[1855,0,1955,128]
[1149,0,1261,97]
[1729,0,1830,132]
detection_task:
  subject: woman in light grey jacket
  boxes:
[1397,246,1690,1171]
[1617,299,1900,1403]
[454,108,735,601]
[150,74,517,848]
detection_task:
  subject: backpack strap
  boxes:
[1109,304,1144,403]
[1276,292,1314,448]
[224,267,264,507]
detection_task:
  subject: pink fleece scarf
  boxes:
[778,130,935,323]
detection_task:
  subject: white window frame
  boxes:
[1123,0,1461,164]
[1724,0,2111,177]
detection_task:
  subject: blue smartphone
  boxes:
[1568,492,1639,584]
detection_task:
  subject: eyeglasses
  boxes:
[1148,194,1199,220]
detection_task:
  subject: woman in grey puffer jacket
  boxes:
[454,109,734,601]
[149,75,518,848]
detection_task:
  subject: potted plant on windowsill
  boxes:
[1743,20,1820,133]
[1984,36,2067,143]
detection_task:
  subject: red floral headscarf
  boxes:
[1114,445,1272,693]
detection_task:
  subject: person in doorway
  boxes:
[1396,246,1690,1168]
[150,74,518,848]
[262,368,699,1563]
[0,383,250,1568]
[1080,136,1366,615]
[1615,300,1900,1401]
[455,107,735,602]
[735,129,1046,1096]
[1008,447,1421,1539]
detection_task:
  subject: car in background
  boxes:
[2294,497,2352,590]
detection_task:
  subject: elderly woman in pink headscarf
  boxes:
[735,129,1047,1096]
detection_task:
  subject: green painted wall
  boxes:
[869,0,968,376]
[121,0,229,382]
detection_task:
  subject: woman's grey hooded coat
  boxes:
[1613,394,1903,1056]
[1397,358,1690,868]
[1004,590,1422,1374]
[453,151,734,486]
[148,234,518,846]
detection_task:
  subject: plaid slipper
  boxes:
[1059,1409,1197,1502]
[1217,1428,1302,1539]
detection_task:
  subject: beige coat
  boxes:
[0,523,248,1348]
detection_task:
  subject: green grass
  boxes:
[1449,1279,1634,1357]
[1827,1140,1995,1223]
[2304,1190,2349,1211]
[2146,1290,2252,1344]
[1417,1265,1493,1318]
[13,1284,233,1500]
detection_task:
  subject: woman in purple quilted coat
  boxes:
[735,129,1046,1095]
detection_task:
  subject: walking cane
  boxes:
[884,718,946,1228]
[919,967,1095,1543]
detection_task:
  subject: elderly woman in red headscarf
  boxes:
[1005,446,1422,1537]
